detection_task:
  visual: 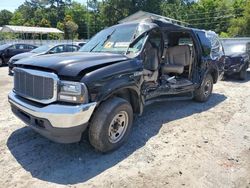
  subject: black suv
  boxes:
[8,19,220,152]
[221,39,250,80]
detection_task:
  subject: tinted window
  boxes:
[49,45,65,53]
[66,45,79,52]
[179,37,193,46]
[26,45,36,49]
[15,44,25,50]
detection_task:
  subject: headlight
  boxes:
[58,81,88,103]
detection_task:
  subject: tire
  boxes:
[89,97,133,153]
[239,66,247,80]
[0,58,3,67]
[194,74,213,102]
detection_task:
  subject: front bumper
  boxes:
[8,91,97,143]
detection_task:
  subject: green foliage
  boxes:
[0,10,13,26]
[220,32,230,38]
[1,0,250,39]
[228,0,250,37]
[64,15,78,39]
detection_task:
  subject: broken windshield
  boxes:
[79,22,156,56]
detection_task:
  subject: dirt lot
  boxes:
[0,66,249,188]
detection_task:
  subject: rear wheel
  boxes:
[239,66,247,80]
[194,74,213,102]
[89,97,133,153]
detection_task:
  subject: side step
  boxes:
[145,92,194,106]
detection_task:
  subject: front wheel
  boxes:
[89,97,133,153]
[194,74,213,102]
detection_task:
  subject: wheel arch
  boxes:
[98,87,143,115]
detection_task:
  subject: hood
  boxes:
[15,52,129,77]
[11,52,39,61]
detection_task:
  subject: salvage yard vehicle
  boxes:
[8,43,80,75]
[221,39,250,80]
[8,19,220,152]
[0,43,37,66]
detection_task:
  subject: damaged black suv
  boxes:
[9,19,220,152]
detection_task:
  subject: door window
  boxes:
[26,45,36,49]
[49,45,65,53]
[66,45,79,52]
[15,44,25,50]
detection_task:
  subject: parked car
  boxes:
[0,43,37,66]
[221,39,250,80]
[8,19,220,152]
[8,43,80,75]
[74,41,87,47]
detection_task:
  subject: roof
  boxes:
[0,25,64,34]
[119,11,189,26]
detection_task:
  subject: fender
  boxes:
[94,78,143,115]
[200,60,219,86]
[81,59,144,113]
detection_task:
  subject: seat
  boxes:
[162,45,191,74]
[143,41,160,82]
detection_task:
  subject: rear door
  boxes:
[65,45,80,52]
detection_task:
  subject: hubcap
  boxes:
[108,111,129,143]
[204,80,212,97]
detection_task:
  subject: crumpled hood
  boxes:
[15,52,129,77]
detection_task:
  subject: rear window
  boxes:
[179,38,193,46]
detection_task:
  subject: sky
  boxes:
[0,0,88,12]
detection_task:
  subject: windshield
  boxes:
[31,45,52,53]
[222,41,247,55]
[0,44,11,50]
[79,22,155,55]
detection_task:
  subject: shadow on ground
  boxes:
[223,71,250,83]
[7,93,226,185]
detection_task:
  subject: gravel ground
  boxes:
[0,66,249,188]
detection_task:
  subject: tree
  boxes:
[10,12,26,25]
[0,10,13,26]
[228,0,249,36]
[39,18,51,27]
[66,2,88,39]
[63,15,78,39]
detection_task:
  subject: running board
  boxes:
[145,92,194,106]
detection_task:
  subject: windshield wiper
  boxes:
[90,29,116,52]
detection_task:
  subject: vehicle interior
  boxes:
[142,27,196,100]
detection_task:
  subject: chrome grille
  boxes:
[13,68,58,104]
